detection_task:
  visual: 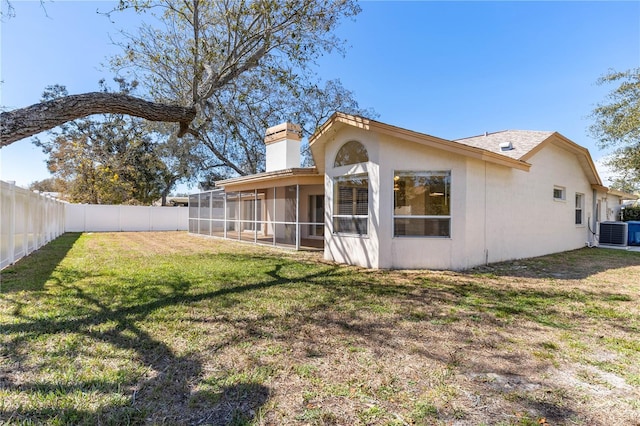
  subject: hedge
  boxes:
[622,205,640,221]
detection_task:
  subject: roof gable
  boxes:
[309,113,532,174]
[454,130,604,187]
[310,112,604,188]
[455,130,554,160]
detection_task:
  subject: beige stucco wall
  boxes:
[324,127,381,268]
[377,134,469,269]
[323,127,600,270]
[602,193,624,222]
[324,127,471,269]
[469,143,593,266]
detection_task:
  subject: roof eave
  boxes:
[607,188,639,199]
[553,133,604,187]
[215,167,321,190]
[310,112,531,172]
[521,133,604,187]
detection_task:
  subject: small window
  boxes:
[575,193,584,225]
[334,140,368,167]
[553,186,566,201]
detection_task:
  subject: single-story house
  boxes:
[188,112,636,270]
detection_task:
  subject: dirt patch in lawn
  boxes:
[1,232,639,425]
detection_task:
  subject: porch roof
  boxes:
[216,167,323,192]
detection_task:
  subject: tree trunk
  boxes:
[1,92,197,147]
[160,177,177,207]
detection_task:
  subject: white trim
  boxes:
[392,170,452,238]
[553,185,566,201]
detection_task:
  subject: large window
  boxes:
[394,171,451,237]
[575,193,584,225]
[334,140,368,167]
[333,173,368,235]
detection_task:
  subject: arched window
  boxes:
[334,140,368,167]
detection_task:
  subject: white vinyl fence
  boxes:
[1,180,189,270]
[65,204,188,232]
[1,181,66,269]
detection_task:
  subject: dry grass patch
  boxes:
[1,232,639,425]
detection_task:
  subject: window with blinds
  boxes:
[333,173,368,235]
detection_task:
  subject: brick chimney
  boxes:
[264,122,302,172]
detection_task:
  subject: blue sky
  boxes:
[1,1,639,191]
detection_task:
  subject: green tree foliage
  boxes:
[622,204,640,221]
[35,82,202,204]
[110,0,371,178]
[28,177,68,195]
[590,68,640,193]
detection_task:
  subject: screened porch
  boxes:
[188,184,325,251]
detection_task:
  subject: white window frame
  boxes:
[575,192,584,225]
[393,170,451,238]
[332,173,369,236]
[553,186,566,201]
[334,140,369,168]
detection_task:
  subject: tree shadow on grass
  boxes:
[467,246,640,280]
[0,382,269,425]
[0,252,340,424]
[2,236,637,424]
[0,232,82,293]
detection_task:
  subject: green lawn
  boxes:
[1,232,639,425]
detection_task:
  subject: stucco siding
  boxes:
[458,159,490,269]
[602,193,624,222]
[320,121,599,270]
[483,143,593,263]
[375,134,468,270]
[265,139,301,172]
[324,127,381,268]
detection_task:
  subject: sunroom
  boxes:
[188,123,325,250]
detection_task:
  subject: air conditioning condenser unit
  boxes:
[599,221,628,246]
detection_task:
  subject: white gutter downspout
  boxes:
[484,162,488,265]
[295,184,300,250]
[591,188,598,246]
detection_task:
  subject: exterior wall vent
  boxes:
[599,221,628,246]
[499,141,514,151]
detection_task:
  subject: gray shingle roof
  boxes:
[455,130,555,160]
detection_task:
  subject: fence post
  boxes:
[23,190,30,257]
[1,181,68,270]
[8,181,16,266]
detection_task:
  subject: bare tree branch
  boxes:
[186,126,247,176]
[1,92,196,147]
